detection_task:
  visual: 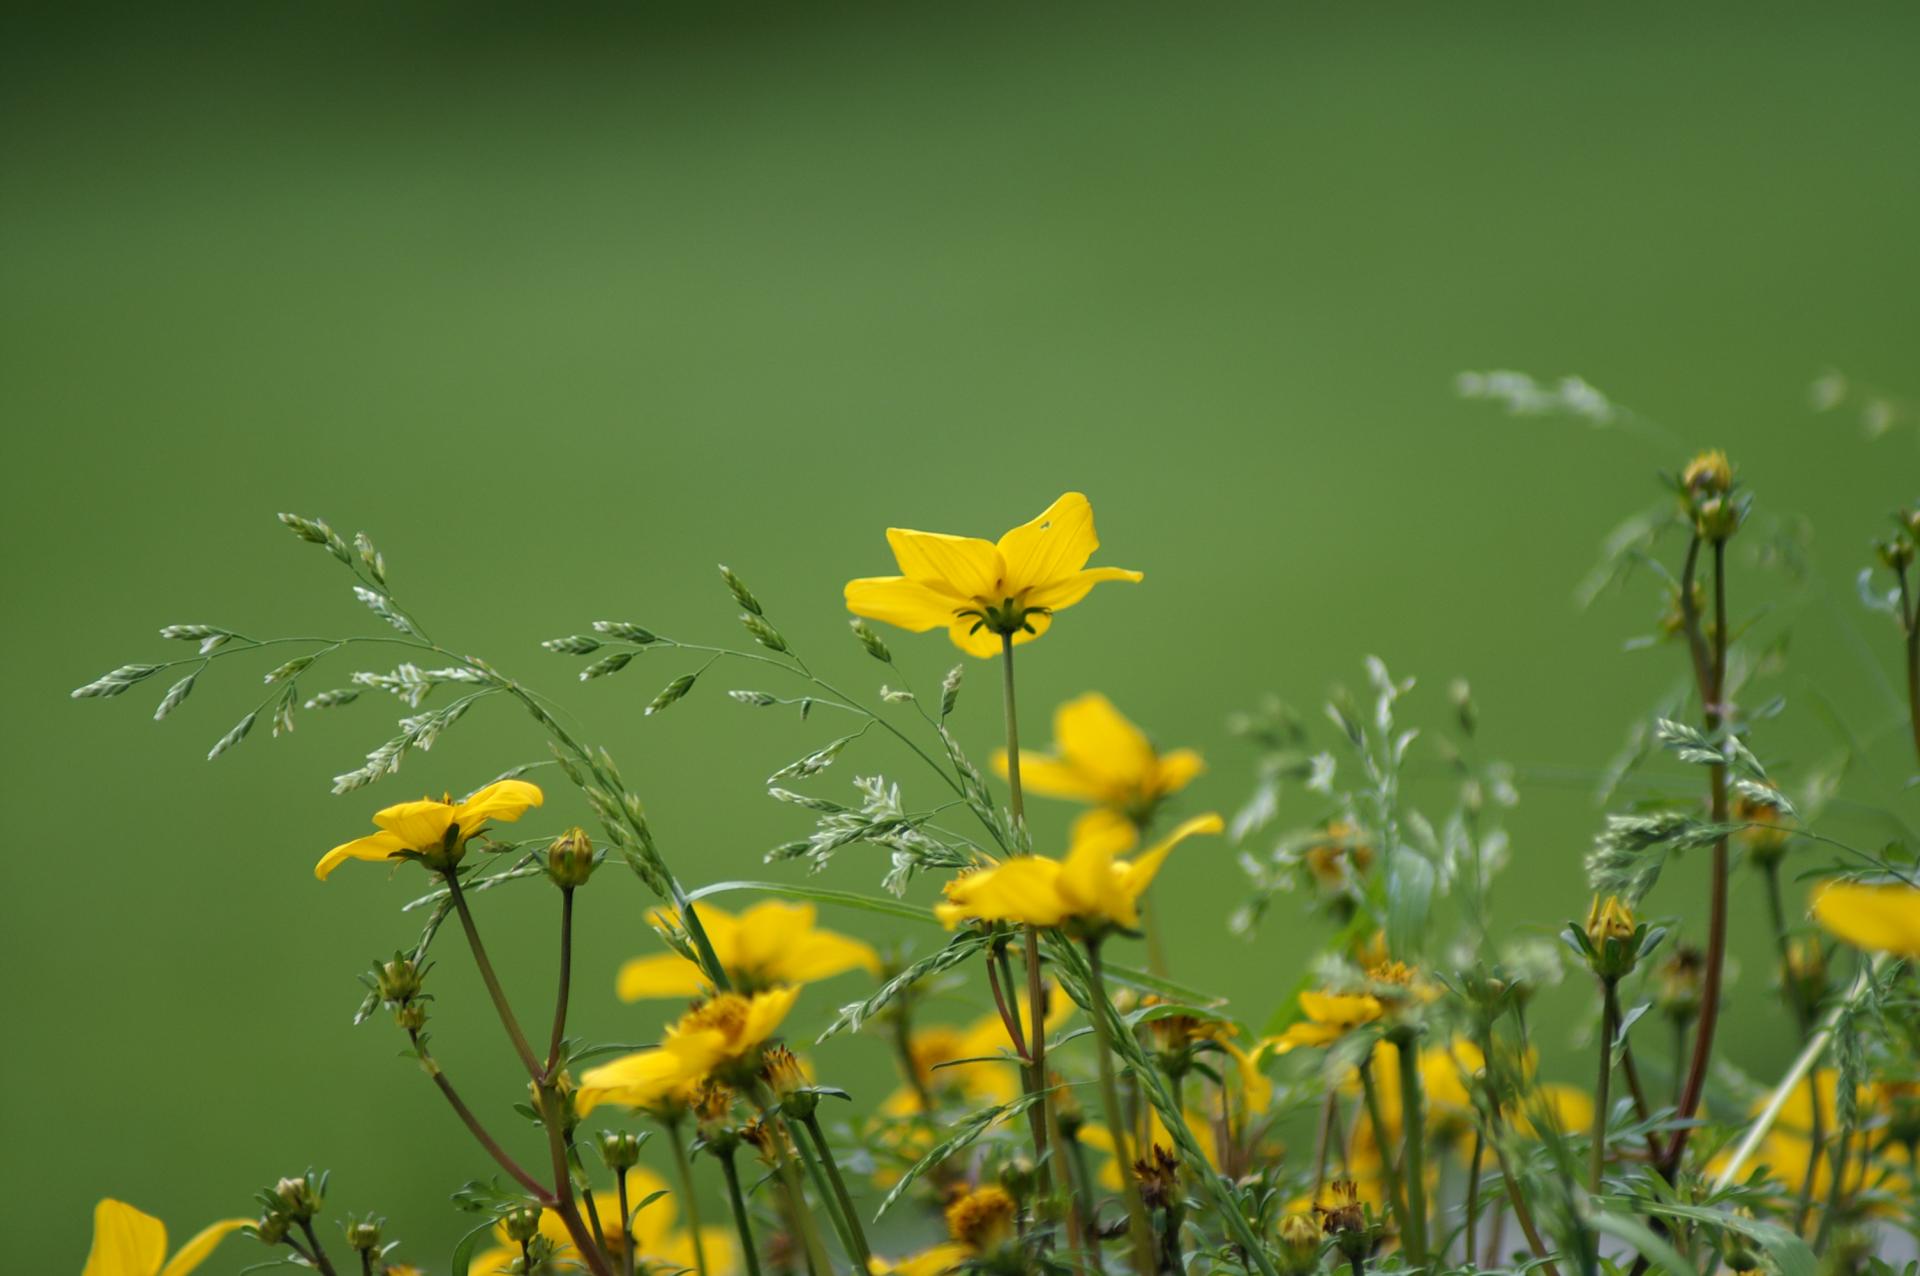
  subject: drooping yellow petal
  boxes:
[157,1220,250,1276]
[845,576,961,633]
[885,528,1004,598]
[616,952,709,1001]
[1057,820,1132,920]
[454,779,544,830]
[995,492,1099,594]
[1069,806,1140,849]
[992,749,1109,802]
[314,830,408,881]
[370,798,459,849]
[1813,881,1920,956]
[1022,566,1144,614]
[936,857,1069,928]
[741,984,802,1048]
[1053,693,1157,793]
[577,1049,696,1115]
[1153,748,1205,796]
[1111,813,1224,919]
[1266,1020,1350,1055]
[84,1199,168,1276]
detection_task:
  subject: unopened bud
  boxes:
[255,1215,289,1246]
[346,1220,383,1253]
[376,954,424,1004]
[599,1130,643,1171]
[1682,449,1733,497]
[503,1206,543,1244]
[272,1175,321,1221]
[546,828,596,889]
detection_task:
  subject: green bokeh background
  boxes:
[4,2,1917,1269]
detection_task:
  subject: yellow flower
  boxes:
[882,990,1073,1114]
[844,492,1143,658]
[1264,990,1384,1054]
[1812,880,1920,956]
[578,988,801,1114]
[992,693,1204,844]
[617,901,881,1000]
[934,813,1222,931]
[868,1187,1016,1276]
[82,1199,249,1276]
[471,1168,735,1276]
[868,1244,974,1276]
[1585,895,1635,948]
[1303,822,1374,892]
[316,780,544,880]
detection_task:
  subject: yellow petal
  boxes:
[1052,693,1157,793]
[616,953,709,1001]
[1813,881,1920,956]
[1022,566,1144,614]
[845,575,960,633]
[742,985,801,1047]
[885,527,1004,597]
[1266,1020,1348,1055]
[1070,807,1140,849]
[727,901,817,978]
[84,1199,167,1276]
[469,1246,519,1276]
[370,798,458,849]
[158,1220,250,1276]
[777,927,883,985]
[991,748,1108,803]
[1298,990,1384,1029]
[1152,748,1205,796]
[938,858,1068,927]
[995,492,1098,593]
[1110,813,1223,922]
[455,779,544,829]
[872,1241,974,1276]
[577,1049,694,1115]
[314,830,407,881]
[944,608,1051,658]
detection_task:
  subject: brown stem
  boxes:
[541,1087,616,1276]
[409,1029,550,1198]
[296,1221,341,1276]
[1899,564,1920,771]
[444,869,543,1079]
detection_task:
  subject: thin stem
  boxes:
[547,887,575,1075]
[408,1029,550,1198]
[1465,1131,1484,1266]
[1085,940,1159,1276]
[443,869,543,1079]
[1357,1058,1414,1257]
[361,1252,374,1276]
[1897,564,1919,770]
[665,1120,712,1276]
[541,1090,617,1276]
[616,1168,636,1276]
[1487,1125,1559,1276]
[1060,1122,1108,1276]
[1661,536,1730,1179]
[750,1094,835,1276]
[1591,982,1617,1192]
[1393,1035,1430,1267]
[296,1221,340,1276]
[567,1131,609,1255]
[998,632,1057,1206]
[1600,983,1661,1164]
[803,1112,873,1270]
[717,1152,763,1276]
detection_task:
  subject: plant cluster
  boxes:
[71,476,1920,1276]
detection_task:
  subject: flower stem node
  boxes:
[546,827,597,889]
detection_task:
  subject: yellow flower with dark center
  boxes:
[991,693,1204,844]
[1812,880,1920,956]
[578,988,800,1114]
[934,813,1222,931]
[316,780,544,880]
[1264,990,1385,1054]
[470,1169,735,1276]
[616,901,881,1000]
[82,1200,249,1276]
[844,492,1143,658]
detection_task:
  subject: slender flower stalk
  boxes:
[444,870,544,1080]
[407,1027,549,1198]
[801,1113,872,1272]
[547,886,576,1074]
[664,1120,712,1276]
[1392,1033,1430,1266]
[1085,939,1158,1276]
[716,1151,762,1276]
[1356,1056,1415,1258]
[615,1166,636,1276]
[1590,981,1617,1191]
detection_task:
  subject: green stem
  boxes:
[1591,982,1616,1193]
[1465,1130,1484,1266]
[999,632,1057,1206]
[1061,1122,1107,1276]
[567,1131,609,1254]
[665,1120,712,1276]
[296,1221,340,1276]
[717,1152,763,1276]
[1393,1034,1430,1267]
[1086,940,1159,1276]
[1358,1057,1415,1257]
[803,1113,873,1271]
[443,868,543,1079]
[792,1115,861,1269]
[617,1167,636,1276]
[546,887,574,1075]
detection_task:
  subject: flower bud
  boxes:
[1694,494,1744,542]
[393,1001,429,1032]
[255,1214,289,1246]
[599,1130,643,1171]
[1879,538,1914,572]
[346,1219,383,1253]
[546,828,596,889]
[1278,1213,1321,1273]
[376,955,425,1004]
[272,1175,321,1222]
[1723,1211,1761,1272]
[1583,895,1640,980]
[1734,792,1792,867]
[1782,936,1828,1012]
[997,1156,1037,1206]
[1682,450,1733,497]
[503,1206,543,1244]
[1656,945,1705,1023]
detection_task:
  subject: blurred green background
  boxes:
[4,1,1918,1269]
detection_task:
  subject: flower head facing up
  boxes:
[992,692,1203,843]
[578,986,800,1114]
[934,812,1223,935]
[1813,880,1920,957]
[316,780,544,880]
[616,901,880,1001]
[83,1199,249,1276]
[844,492,1143,658]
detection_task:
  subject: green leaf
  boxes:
[1639,1201,1815,1276]
[1588,1209,1698,1276]
[447,1216,502,1276]
[873,1094,1040,1220]
[686,879,938,924]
